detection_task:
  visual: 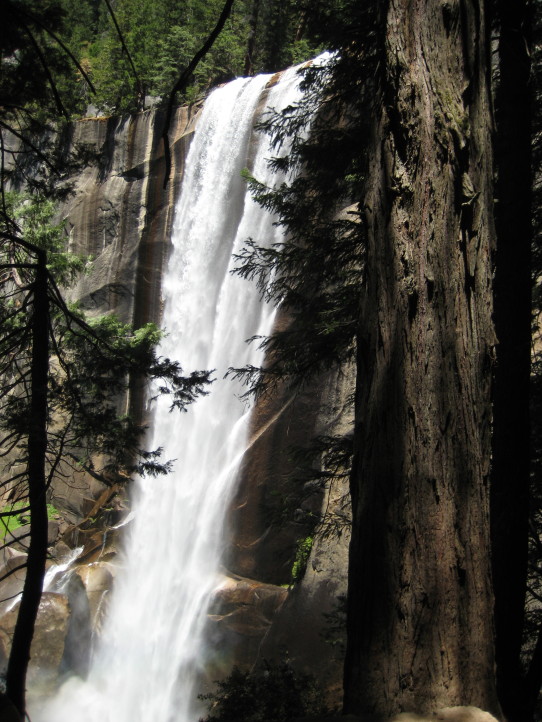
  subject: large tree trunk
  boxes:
[343,0,500,715]
[5,251,49,718]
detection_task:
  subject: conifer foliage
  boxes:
[230,18,381,396]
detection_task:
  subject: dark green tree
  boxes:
[244,0,317,74]
[79,0,249,113]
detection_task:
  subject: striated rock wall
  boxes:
[59,105,200,327]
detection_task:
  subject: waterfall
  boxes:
[35,59,323,722]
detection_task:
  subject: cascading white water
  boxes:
[35,59,323,722]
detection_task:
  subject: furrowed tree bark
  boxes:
[5,250,49,718]
[490,1,533,718]
[344,0,500,715]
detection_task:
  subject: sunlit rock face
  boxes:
[206,574,289,675]
[75,562,115,632]
[57,105,202,329]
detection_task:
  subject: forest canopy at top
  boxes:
[1,0,327,117]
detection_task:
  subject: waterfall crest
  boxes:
[35,60,320,722]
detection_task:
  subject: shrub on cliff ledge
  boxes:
[199,662,327,722]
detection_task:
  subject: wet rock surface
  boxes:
[207,573,288,665]
[75,561,116,631]
[0,593,70,695]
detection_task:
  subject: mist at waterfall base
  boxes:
[33,59,325,722]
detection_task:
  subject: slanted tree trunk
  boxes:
[491,1,533,718]
[343,0,500,715]
[5,251,49,717]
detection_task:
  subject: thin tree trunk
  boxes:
[244,0,261,76]
[491,1,533,718]
[5,251,49,717]
[344,0,500,715]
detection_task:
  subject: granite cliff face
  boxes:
[60,106,199,327]
[0,100,352,705]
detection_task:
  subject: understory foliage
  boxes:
[0,501,58,540]
[290,535,313,582]
[199,662,327,722]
